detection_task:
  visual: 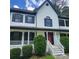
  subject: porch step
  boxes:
[47,41,64,56]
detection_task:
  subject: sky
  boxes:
[10,0,68,10]
[10,0,44,10]
[10,0,26,9]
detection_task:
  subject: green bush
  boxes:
[34,35,46,56]
[10,48,21,59]
[60,36,69,53]
[22,45,32,59]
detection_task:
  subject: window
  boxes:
[66,20,69,26]
[44,16,52,27]
[25,15,35,23]
[29,32,35,44]
[24,32,28,44]
[10,32,22,45]
[59,19,69,27]
[59,20,65,26]
[12,13,23,22]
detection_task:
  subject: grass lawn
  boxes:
[30,55,55,59]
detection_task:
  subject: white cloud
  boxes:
[27,7,35,10]
[13,5,19,8]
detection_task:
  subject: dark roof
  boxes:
[10,8,37,15]
[58,16,69,19]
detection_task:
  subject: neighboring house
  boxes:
[10,0,69,55]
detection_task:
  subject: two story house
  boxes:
[10,0,69,55]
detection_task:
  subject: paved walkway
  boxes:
[55,55,69,59]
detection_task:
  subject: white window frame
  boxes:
[59,19,69,27]
[10,31,36,45]
[25,14,35,23]
[11,12,24,23]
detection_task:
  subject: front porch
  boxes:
[10,29,60,47]
[10,29,68,55]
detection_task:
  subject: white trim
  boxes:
[23,14,25,23]
[59,19,69,27]
[28,31,30,45]
[46,32,48,52]
[10,13,13,22]
[22,32,24,46]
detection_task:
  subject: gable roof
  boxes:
[35,0,69,19]
[35,0,58,14]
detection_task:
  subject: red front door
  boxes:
[48,32,54,44]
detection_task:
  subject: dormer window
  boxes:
[25,15,35,23]
[12,13,23,23]
[44,16,52,27]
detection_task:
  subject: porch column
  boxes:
[46,32,48,52]
[21,32,24,56]
[53,32,60,45]
[22,32,24,46]
[28,32,30,45]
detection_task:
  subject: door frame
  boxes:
[45,32,54,45]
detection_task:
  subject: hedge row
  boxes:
[10,48,21,59]
[10,35,47,59]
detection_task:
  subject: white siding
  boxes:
[36,2,59,29]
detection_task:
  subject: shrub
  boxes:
[34,35,46,56]
[10,48,21,59]
[22,45,32,59]
[60,36,69,53]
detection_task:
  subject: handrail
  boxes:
[47,40,55,54]
[47,40,64,55]
[56,40,64,53]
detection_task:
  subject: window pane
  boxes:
[12,13,23,22]
[66,20,69,26]
[25,15,34,23]
[29,32,35,44]
[44,18,52,27]
[10,32,22,45]
[59,20,65,26]
[24,32,28,44]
